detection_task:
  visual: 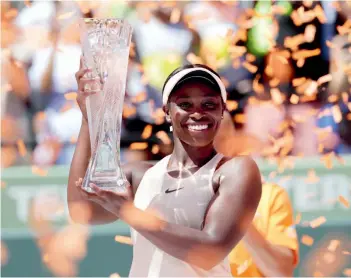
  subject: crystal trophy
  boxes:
[79,18,132,193]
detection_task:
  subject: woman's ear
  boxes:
[163,104,171,123]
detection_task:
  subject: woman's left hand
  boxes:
[76,180,134,218]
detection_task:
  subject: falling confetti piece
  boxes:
[295,213,302,225]
[16,139,27,157]
[292,49,321,60]
[297,58,305,68]
[344,269,351,277]
[141,125,152,139]
[64,92,77,101]
[314,5,327,24]
[332,105,342,123]
[151,145,159,155]
[305,169,320,184]
[293,77,307,87]
[186,53,203,65]
[327,240,340,252]
[156,131,171,145]
[326,40,335,49]
[114,236,133,245]
[290,94,300,104]
[57,11,76,20]
[242,61,258,73]
[234,114,246,124]
[253,75,264,94]
[1,181,6,189]
[304,24,316,43]
[310,216,326,228]
[301,235,314,246]
[32,166,48,177]
[226,100,238,112]
[343,251,351,255]
[246,53,256,63]
[129,143,148,150]
[337,20,351,36]
[131,91,147,103]
[327,94,339,103]
[170,8,181,24]
[338,195,350,208]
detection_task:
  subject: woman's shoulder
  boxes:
[216,155,259,174]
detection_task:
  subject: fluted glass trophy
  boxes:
[80,18,132,193]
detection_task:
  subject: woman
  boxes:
[68,63,262,276]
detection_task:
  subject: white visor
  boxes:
[162,67,227,105]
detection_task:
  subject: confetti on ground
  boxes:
[109,273,121,278]
[32,166,48,177]
[338,195,350,208]
[327,240,340,252]
[114,236,133,245]
[310,216,327,228]
[16,139,27,157]
[301,235,314,246]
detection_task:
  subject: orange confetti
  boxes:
[253,75,264,94]
[1,181,6,189]
[292,49,321,60]
[64,92,77,101]
[170,8,181,24]
[337,19,351,36]
[131,91,147,103]
[114,235,133,245]
[297,58,305,68]
[123,104,136,118]
[129,143,148,150]
[347,114,351,121]
[70,136,78,144]
[234,114,246,124]
[332,105,342,123]
[290,94,299,104]
[269,77,280,87]
[327,94,339,103]
[304,24,316,43]
[293,77,307,87]
[338,195,350,208]
[57,11,76,20]
[305,80,318,96]
[284,34,305,50]
[344,269,351,277]
[246,53,256,63]
[156,131,171,145]
[32,166,48,177]
[226,100,238,112]
[326,40,335,49]
[327,240,340,252]
[310,216,326,228]
[314,5,327,24]
[295,213,302,225]
[16,139,27,157]
[301,235,314,246]
[232,59,241,69]
[141,125,152,139]
[317,74,332,85]
[151,145,159,155]
[5,8,18,19]
[242,61,257,73]
[229,46,247,59]
[343,251,351,255]
[270,88,284,105]
[305,169,320,184]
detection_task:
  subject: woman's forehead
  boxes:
[171,82,222,99]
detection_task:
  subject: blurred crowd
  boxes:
[1,0,351,168]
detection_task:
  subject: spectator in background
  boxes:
[1,1,32,167]
[214,114,299,277]
[14,1,83,165]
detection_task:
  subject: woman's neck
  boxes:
[168,138,217,170]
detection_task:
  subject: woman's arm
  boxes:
[120,156,262,270]
[243,225,295,277]
[67,120,154,225]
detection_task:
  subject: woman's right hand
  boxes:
[75,56,101,123]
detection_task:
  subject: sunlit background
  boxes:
[1,0,351,277]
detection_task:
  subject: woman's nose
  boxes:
[190,112,205,120]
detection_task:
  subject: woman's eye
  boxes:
[203,102,216,109]
[178,102,192,109]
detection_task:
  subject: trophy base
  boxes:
[82,177,129,194]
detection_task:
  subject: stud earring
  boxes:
[170,125,173,132]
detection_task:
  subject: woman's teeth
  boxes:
[187,124,209,131]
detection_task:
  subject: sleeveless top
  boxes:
[129,153,231,277]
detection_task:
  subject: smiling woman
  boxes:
[68,63,262,277]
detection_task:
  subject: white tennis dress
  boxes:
[129,153,231,277]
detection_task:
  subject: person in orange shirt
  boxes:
[215,110,299,277]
